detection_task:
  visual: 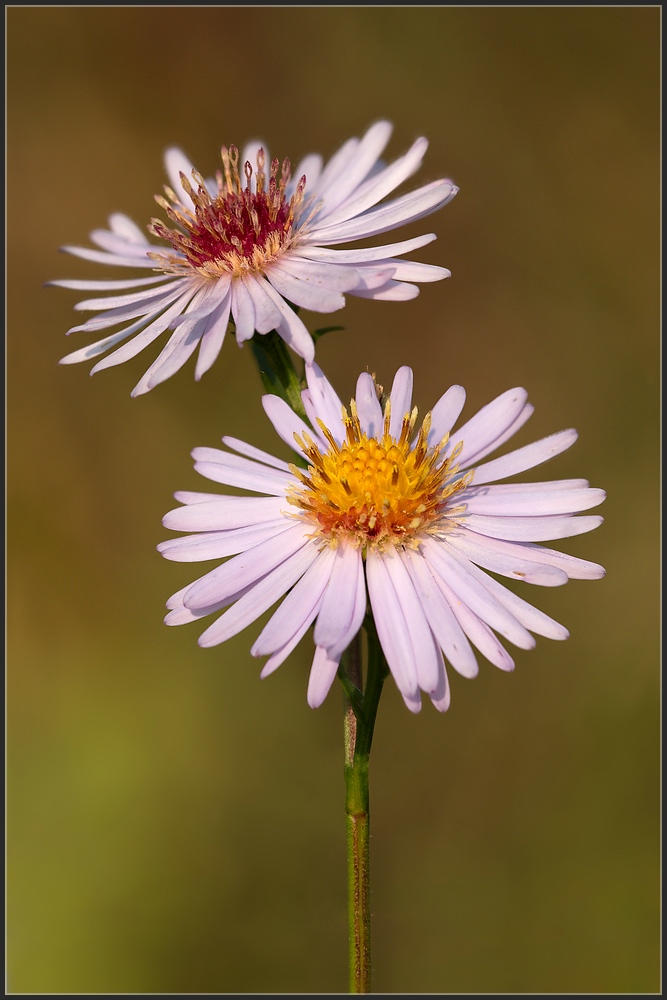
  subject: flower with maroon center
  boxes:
[159,363,606,713]
[51,121,458,395]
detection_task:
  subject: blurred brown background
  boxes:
[7,7,659,994]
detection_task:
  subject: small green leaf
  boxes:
[312,325,345,343]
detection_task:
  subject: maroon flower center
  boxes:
[148,145,307,278]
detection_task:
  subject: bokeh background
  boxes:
[7,6,660,994]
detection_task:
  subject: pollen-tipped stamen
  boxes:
[288,404,472,549]
[146,144,309,279]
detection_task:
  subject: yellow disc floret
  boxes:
[288,397,472,550]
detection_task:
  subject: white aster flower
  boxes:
[159,363,606,713]
[52,121,457,396]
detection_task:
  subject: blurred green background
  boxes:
[7,7,660,994]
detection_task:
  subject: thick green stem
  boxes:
[342,621,389,994]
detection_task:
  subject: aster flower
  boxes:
[159,363,606,713]
[52,121,457,396]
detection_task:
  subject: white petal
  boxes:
[352,269,400,291]
[520,545,606,581]
[231,278,256,344]
[428,650,451,712]
[67,281,190,332]
[308,137,360,207]
[258,590,327,677]
[89,228,151,256]
[131,318,203,396]
[462,486,606,517]
[422,539,535,649]
[435,578,516,672]
[370,259,450,283]
[164,147,197,211]
[465,478,591,493]
[450,388,528,468]
[462,513,605,542]
[287,153,323,198]
[403,547,479,678]
[456,554,569,641]
[253,546,337,655]
[349,279,419,301]
[259,602,323,678]
[60,325,144,365]
[257,278,315,362]
[459,403,535,470]
[49,275,168,292]
[158,519,293,562]
[305,180,457,246]
[191,455,291,496]
[166,582,193,611]
[266,262,346,313]
[388,367,414,438]
[165,603,218,627]
[262,394,315,455]
[90,288,198,373]
[472,429,579,484]
[315,135,428,227]
[194,292,232,380]
[299,390,339,452]
[108,213,150,244]
[192,446,291,483]
[172,490,230,504]
[292,233,436,264]
[427,385,467,447]
[355,372,384,437]
[314,543,366,657]
[169,276,232,327]
[274,254,361,292]
[163,496,289,532]
[72,284,182,315]
[198,541,320,647]
[384,548,441,695]
[61,244,155,268]
[445,529,569,587]
[184,523,312,612]
[305,363,346,440]
[221,436,291,472]
[131,283,227,394]
[307,646,342,708]
[313,120,393,219]
[243,274,283,334]
[366,549,419,704]
[45,274,165,292]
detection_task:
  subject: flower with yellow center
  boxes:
[51,121,458,396]
[159,362,606,714]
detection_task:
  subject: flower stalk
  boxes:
[247,331,390,993]
[249,328,308,423]
[342,619,389,994]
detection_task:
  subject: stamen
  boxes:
[151,143,309,279]
[290,406,470,550]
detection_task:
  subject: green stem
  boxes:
[249,329,308,422]
[248,326,390,991]
[342,620,389,994]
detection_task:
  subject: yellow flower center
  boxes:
[289,399,471,550]
[147,145,311,279]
